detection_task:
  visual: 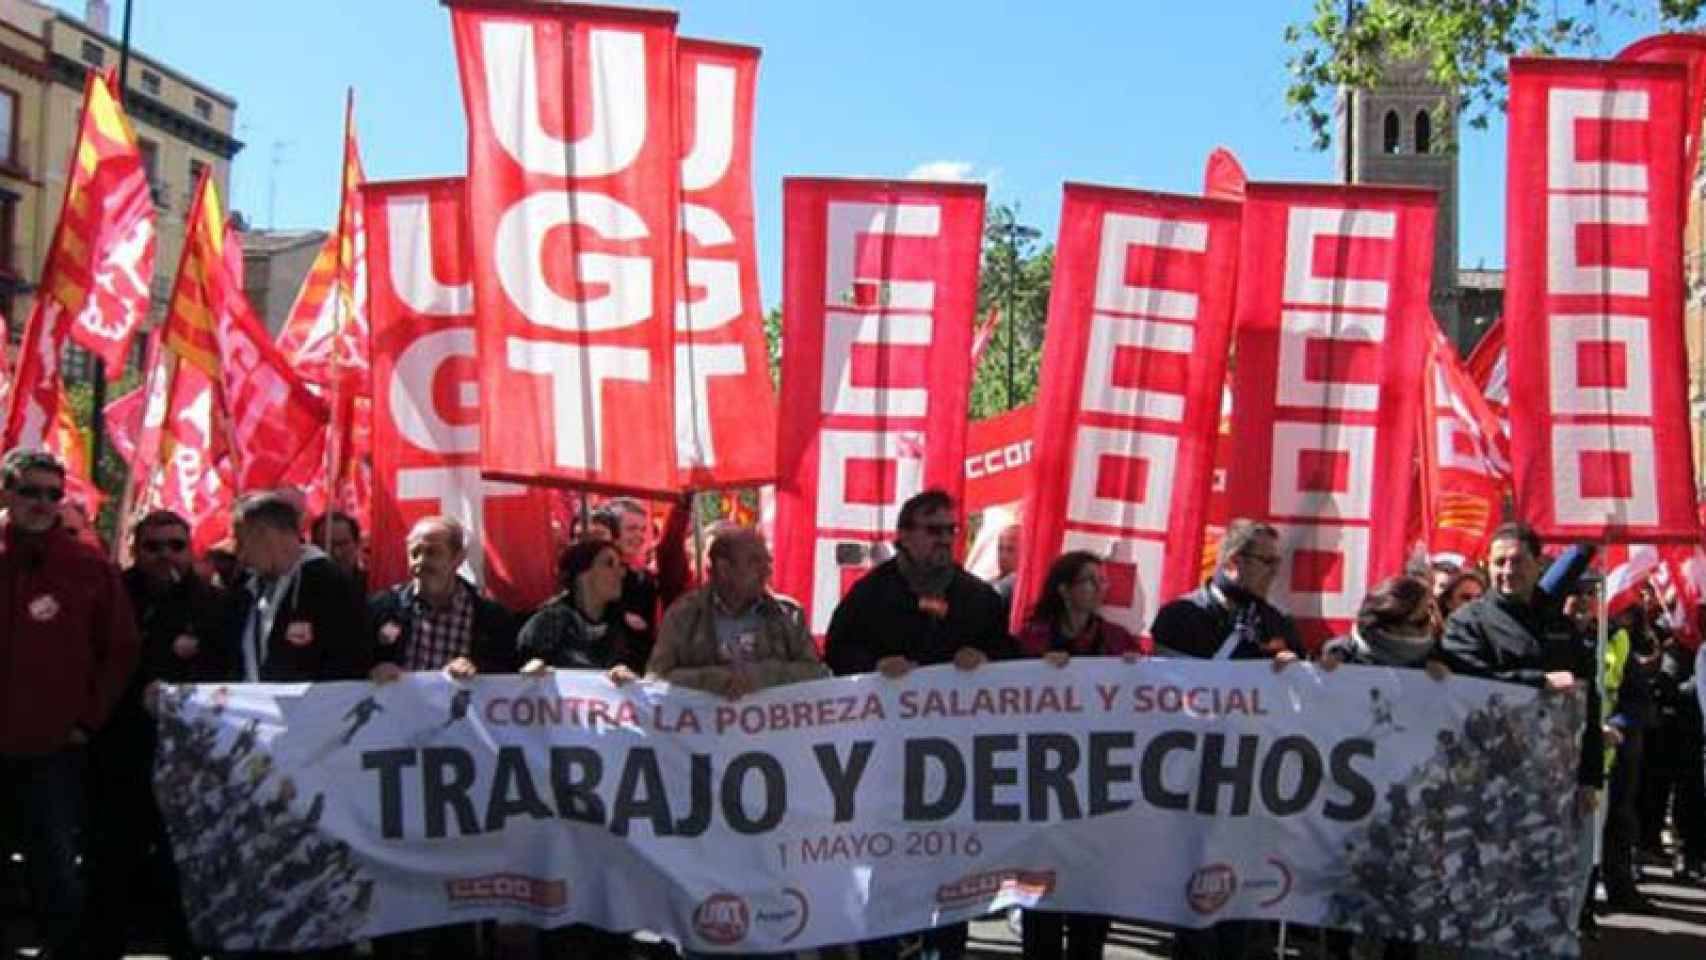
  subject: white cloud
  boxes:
[907,160,978,181]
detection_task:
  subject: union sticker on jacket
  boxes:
[27,593,59,622]
[286,620,315,647]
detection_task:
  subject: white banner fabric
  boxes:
[154,660,1584,956]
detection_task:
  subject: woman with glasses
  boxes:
[1012,550,1149,960]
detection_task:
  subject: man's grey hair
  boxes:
[1217,518,1279,568]
[408,515,468,554]
[232,491,302,534]
[1,449,65,488]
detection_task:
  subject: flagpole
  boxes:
[322,88,352,551]
[89,0,136,526]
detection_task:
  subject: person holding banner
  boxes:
[825,489,1013,960]
[88,509,227,960]
[1014,549,1146,960]
[368,515,519,683]
[516,537,647,957]
[1149,519,1300,960]
[0,449,140,960]
[648,527,828,698]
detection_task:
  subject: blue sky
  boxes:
[53,1,1660,306]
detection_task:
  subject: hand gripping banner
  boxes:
[1014,185,1241,636]
[451,1,681,495]
[1506,57,1699,542]
[1225,183,1437,648]
[773,179,985,635]
[365,178,559,611]
[156,662,1585,957]
[675,40,777,489]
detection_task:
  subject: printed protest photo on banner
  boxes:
[1015,184,1241,637]
[451,1,682,495]
[1225,183,1437,648]
[364,177,559,611]
[155,662,1586,956]
[1505,56,1701,542]
[772,178,985,635]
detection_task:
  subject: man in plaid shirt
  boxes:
[368,515,520,682]
[365,515,518,960]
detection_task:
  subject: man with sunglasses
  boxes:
[825,488,1014,960]
[0,448,140,958]
[86,510,227,960]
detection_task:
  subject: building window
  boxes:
[138,137,161,204]
[193,96,212,122]
[139,69,161,95]
[1382,110,1401,154]
[80,39,104,66]
[1415,110,1432,153]
[188,157,205,199]
[0,195,16,274]
[0,86,16,168]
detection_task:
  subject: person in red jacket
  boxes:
[0,448,140,958]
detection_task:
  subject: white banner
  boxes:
[155,661,1584,956]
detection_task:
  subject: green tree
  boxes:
[1283,0,1704,151]
[970,203,1053,420]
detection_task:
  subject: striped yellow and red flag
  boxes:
[54,69,156,375]
[161,168,229,377]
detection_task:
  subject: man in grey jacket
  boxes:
[648,527,827,697]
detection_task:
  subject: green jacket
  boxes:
[647,586,829,694]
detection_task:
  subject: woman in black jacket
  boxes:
[517,539,640,682]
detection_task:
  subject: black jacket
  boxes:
[516,593,635,671]
[122,567,232,686]
[1150,584,1303,661]
[1440,592,1604,788]
[824,559,1015,676]
[368,577,520,674]
[220,554,375,683]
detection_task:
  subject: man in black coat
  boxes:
[1150,519,1300,960]
[825,489,1012,960]
[224,491,374,684]
[88,510,224,960]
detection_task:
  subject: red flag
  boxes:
[969,307,1001,367]
[1014,185,1241,635]
[963,402,1033,514]
[1203,147,1248,202]
[1506,57,1698,542]
[57,71,155,375]
[103,328,159,464]
[1422,329,1509,564]
[675,39,776,489]
[451,1,682,495]
[162,173,329,492]
[1465,316,1511,462]
[365,177,560,610]
[1605,543,1661,617]
[773,178,985,635]
[1225,182,1437,648]
[2,298,68,450]
[1618,34,1706,209]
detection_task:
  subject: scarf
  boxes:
[1347,623,1435,667]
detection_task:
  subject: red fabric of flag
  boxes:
[365,177,559,611]
[772,178,985,635]
[1505,57,1698,542]
[451,1,682,495]
[1225,182,1438,648]
[1013,185,1241,636]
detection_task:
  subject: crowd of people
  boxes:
[3,444,1705,960]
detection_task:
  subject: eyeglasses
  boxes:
[1241,552,1282,567]
[140,538,189,554]
[8,484,64,503]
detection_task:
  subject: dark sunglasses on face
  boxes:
[917,523,959,537]
[8,484,64,502]
[140,539,189,553]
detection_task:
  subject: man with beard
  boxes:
[825,488,1013,960]
[88,510,227,960]
[0,449,139,959]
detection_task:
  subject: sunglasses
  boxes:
[8,484,64,502]
[915,523,959,537]
[140,538,189,553]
